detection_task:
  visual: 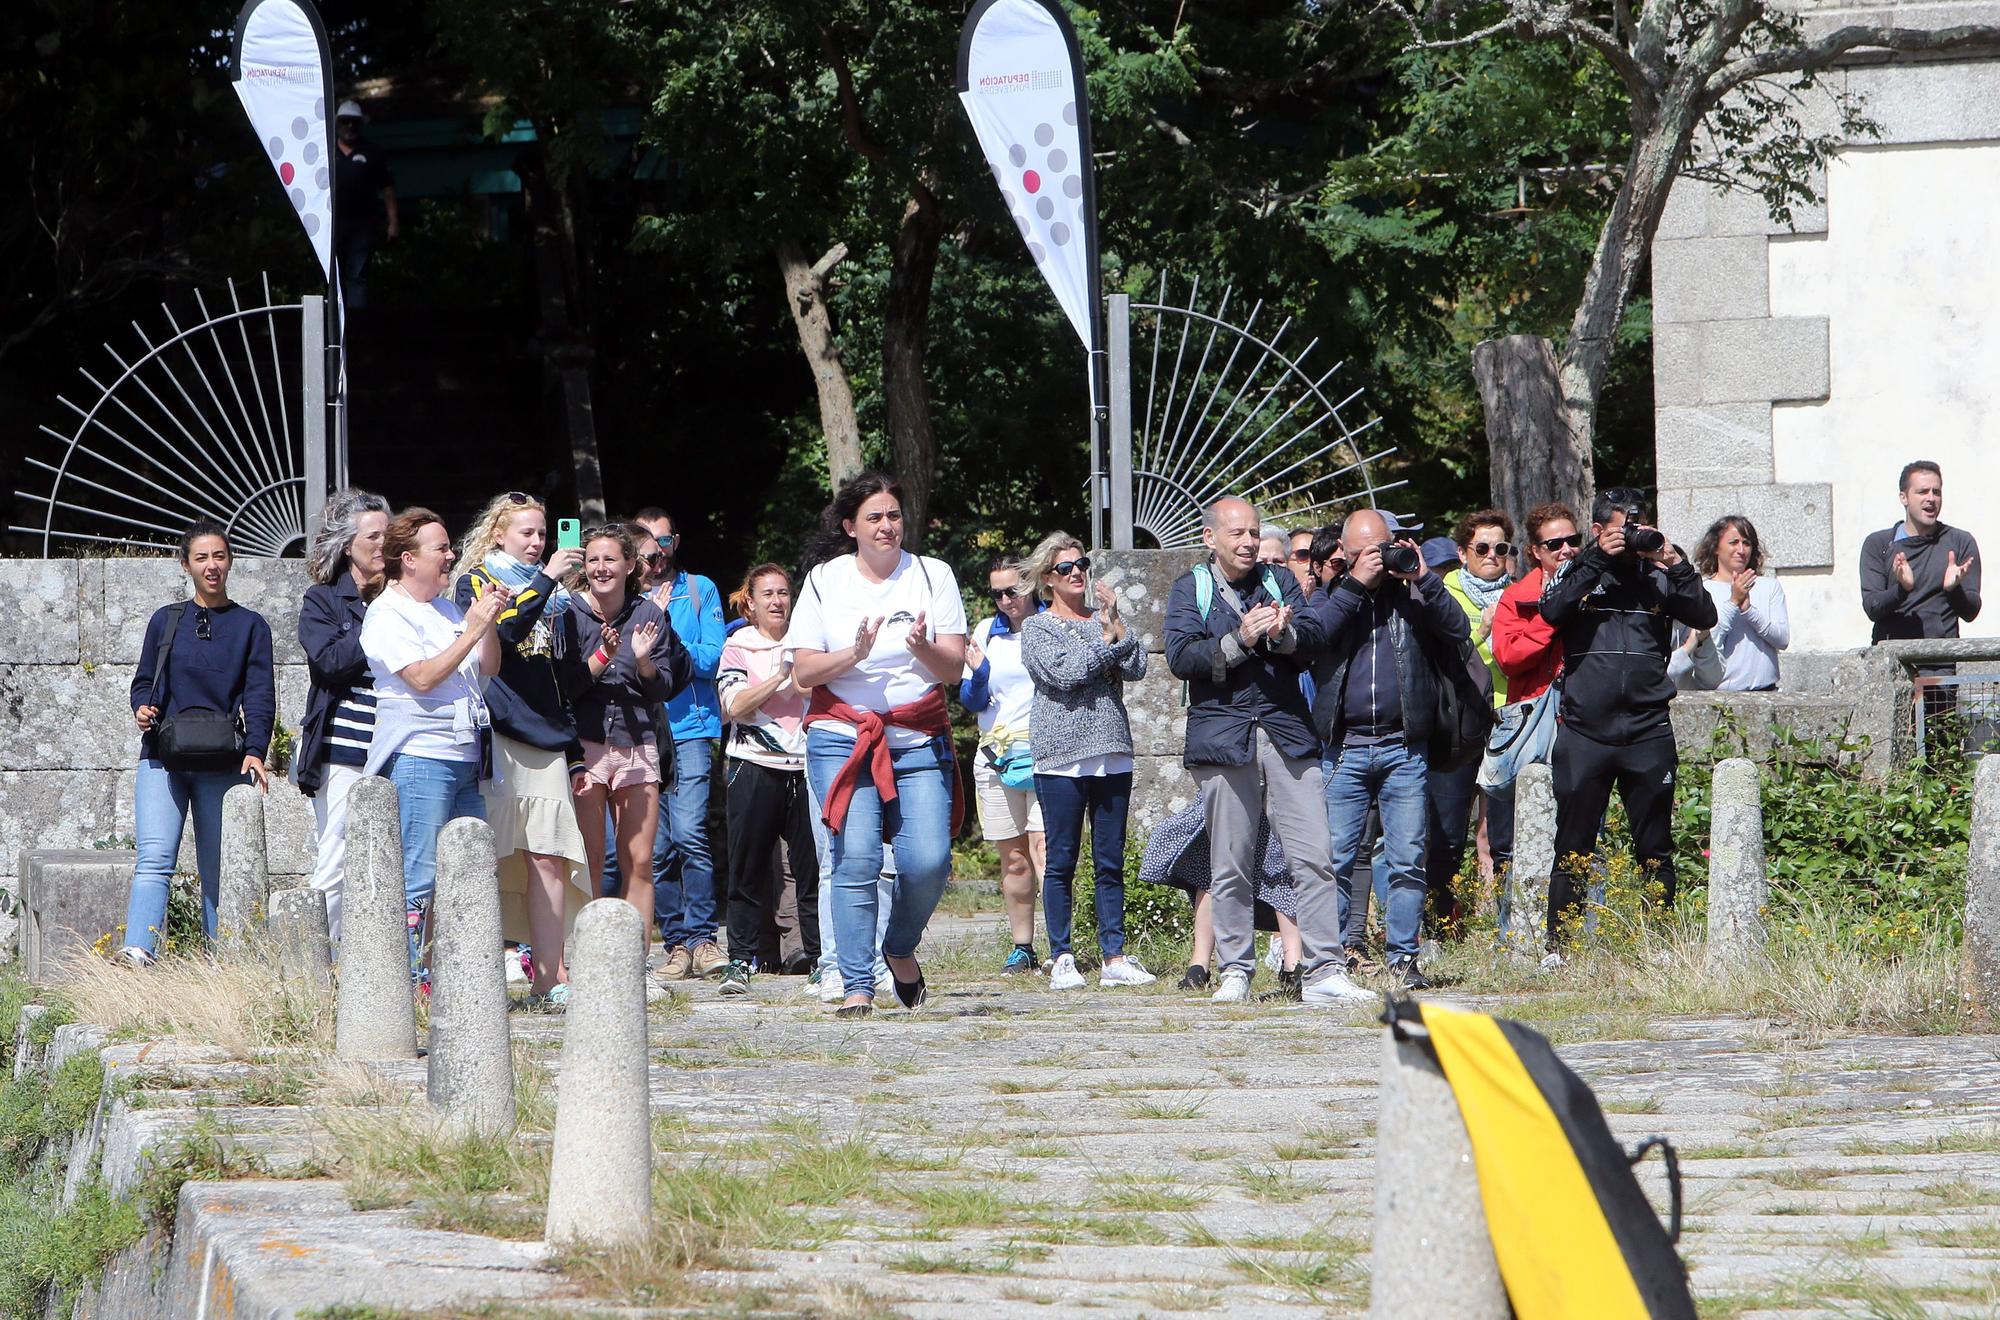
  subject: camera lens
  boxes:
[1627,526,1665,554]
[1379,542,1421,575]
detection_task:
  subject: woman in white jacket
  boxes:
[1669,515,1789,692]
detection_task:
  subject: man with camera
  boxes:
[1539,488,1717,954]
[1298,509,1470,992]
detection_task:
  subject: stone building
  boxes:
[1653,3,2000,658]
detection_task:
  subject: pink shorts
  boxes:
[579,740,661,791]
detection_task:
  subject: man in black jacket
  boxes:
[1301,509,1469,991]
[1541,488,1718,953]
[1164,495,1360,1004]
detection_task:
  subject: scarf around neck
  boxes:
[485,549,572,613]
[1458,568,1509,611]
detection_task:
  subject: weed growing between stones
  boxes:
[53,938,334,1059]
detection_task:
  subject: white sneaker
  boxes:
[1302,969,1376,1004]
[1099,956,1156,988]
[1211,969,1251,1003]
[504,948,529,986]
[799,969,825,997]
[1538,951,1565,973]
[1048,953,1086,991]
[114,946,155,969]
[817,972,847,1003]
[1263,940,1283,973]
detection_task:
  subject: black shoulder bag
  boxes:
[150,603,247,770]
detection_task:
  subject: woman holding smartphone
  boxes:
[455,492,591,1007]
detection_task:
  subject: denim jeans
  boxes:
[1324,742,1430,962]
[1034,771,1132,961]
[805,776,892,985]
[388,753,485,970]
[657,738,718,949]
[124,759,245,955]
[804,728,953,997]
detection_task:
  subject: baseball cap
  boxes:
[336,100,366,121]
[1420,536,1460,570]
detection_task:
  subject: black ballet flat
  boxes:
[893,971,927,1010]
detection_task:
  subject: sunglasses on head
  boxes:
[505,491,531,505]
[1470,541,1515,558]
[989,585,1028,602]
[1049,556,1091,577]
[1537,533,1584,551]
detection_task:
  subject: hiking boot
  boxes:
[718,961,752,996]
[690,942,728,978]
[659,945,694,981]
[1390,956,1431,991]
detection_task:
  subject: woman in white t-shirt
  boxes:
[790,472,967,1019]
[359,507,508,974]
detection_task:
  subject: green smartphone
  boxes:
[556,518,582,551]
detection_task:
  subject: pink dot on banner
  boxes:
[280,161,295,185]
[1023,170,1041,194]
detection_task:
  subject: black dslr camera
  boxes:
[1377,541,1422,575]
[1614,506,1665,556]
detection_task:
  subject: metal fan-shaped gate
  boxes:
[11,275,331,557]
[1107,273,1402,548]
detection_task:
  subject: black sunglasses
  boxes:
[504,491,531,505]
[989,585,1028,602]
[1049,556,1091,577]
[1537,533,1583,551]
[1470,541,1515,557]
[195,606,212,641]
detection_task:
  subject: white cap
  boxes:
[335,100,366,121]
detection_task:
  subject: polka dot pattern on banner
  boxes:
[291,116,308,140]
[999,119,1087,268]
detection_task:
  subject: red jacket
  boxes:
[1491,568,1564,703]
[804,686,964,836]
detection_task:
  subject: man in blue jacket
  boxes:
[630,507,728,979]
[1300,509,1469,991]
[1164,495,1366,1006]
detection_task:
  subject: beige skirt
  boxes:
[482,733,593,944]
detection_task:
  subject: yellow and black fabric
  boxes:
[1390,999,1696,1320]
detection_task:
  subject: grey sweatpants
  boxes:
[1192,727,1344,978]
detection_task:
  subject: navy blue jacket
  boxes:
[454,566,586,771]
[295,576,370,795]
[564,593,694,748]
[132,601,275,764]
[1163,561,1319,767]
[1305,573,1468,749]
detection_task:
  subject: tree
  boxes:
[1379,0,2000,522]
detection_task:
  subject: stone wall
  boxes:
[0,558,317,960]
[1652,5,2000,653]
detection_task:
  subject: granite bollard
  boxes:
[545,898,651,1247]
[267,886,334,998]
[1502,763,1556,953]
[1964,756,2000,1011]
[1705,758,1767,974]
[335,776,417,1061]
[215,784,270,948]
[428,818,515,1135]
[1369,1025,1509,1319]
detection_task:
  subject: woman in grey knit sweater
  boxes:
[1020,532,1155,991]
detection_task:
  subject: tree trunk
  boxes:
[1473,334,1590,535]
[882,187,944,545]
[518,141,606,520]
[776,239,864,488]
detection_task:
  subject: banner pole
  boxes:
[1107,294,1132,549]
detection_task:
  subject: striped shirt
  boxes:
[327,681,378,769]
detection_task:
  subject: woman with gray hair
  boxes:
[296,487,392,945]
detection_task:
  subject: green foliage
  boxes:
[0,1053,102,1184]
[0,1177,145,1320]
[1673,723,1971,954]
[1065,827,1192,968]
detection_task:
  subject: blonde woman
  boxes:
[451,492,593,1005]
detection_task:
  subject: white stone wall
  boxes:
[0,558,318,959]
[1653,42,2000,654]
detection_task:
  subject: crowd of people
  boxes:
[114,459,1978,1012]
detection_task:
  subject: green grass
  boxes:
[1119,1093,1209,1121]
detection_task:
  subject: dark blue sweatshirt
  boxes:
[131,601,277,762]
[454,566,586,771]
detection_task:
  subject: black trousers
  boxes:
[1548,727,1679,945]
[723,759,819,968]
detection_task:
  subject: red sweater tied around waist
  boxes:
[805,686,964,836]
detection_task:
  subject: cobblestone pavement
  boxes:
[493,914,2000,1318]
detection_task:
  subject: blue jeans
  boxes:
[804,728,954,998]
[1035,771,1132,960]
[1324,742,1430,961]
[806,776,892,985]
[388,753,484,970]
[606,738,718,950]
[124,759,245,955]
